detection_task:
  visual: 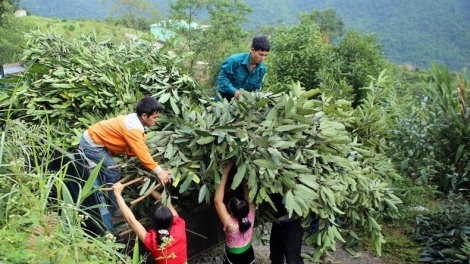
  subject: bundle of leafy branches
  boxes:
[0,30,403,261]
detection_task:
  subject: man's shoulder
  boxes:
[123,113,144,132]
[226,52,250,62]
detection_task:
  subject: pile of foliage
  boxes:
[0,29,201,148]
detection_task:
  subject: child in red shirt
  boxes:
[113,182,187,263]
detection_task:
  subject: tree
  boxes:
[203,0,252,86]
[108,0,156,31]
[168,0,210,53]
[0,0,31,64]
[304,8,344,42]
[167,0,252,92]
[332,30,386,106]
[0,0,19,25]
[265,12,329,91]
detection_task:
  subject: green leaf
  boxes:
[51,83,72,88]
[301,89,321,98]
[79,158,104,203]
[275,125,309,132]
[132,236,140,264]
[455,144,465,163]
[159,93,171,103]
[196,136,215,145]
[164,143,174,159]
[298,174,319,189]
[292,114,314,125]
[170,96,180,115]
[140,178,151,196]
[223,146,239,160]
[253,159,278,170]
[179,171,193,193]
[255,98,269,107]
[266,108,278,121]
[285,190,295,217]
[198,185,207,203]
[231,163,246,190]
[285,97,294,116]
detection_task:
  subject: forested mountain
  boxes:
[18,0,470,71]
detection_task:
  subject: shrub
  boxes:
[415,201,470,263]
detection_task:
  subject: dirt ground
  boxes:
[191,233,387,264]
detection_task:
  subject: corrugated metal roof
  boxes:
[0,63,26,79]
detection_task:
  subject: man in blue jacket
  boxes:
[215,36,271,101]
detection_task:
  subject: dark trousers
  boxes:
[269,220,304,264]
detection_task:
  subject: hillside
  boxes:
[20,16,149,42]
[294,0,470,71]
[18,0,470,71]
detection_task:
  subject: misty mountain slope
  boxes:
[291,0,470,70]
[19,0,470,71]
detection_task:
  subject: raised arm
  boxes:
[113,182,147,242]
[150,189,178,216]
[242,178,255,209]
[242,179,249,201]
[214,161,234,223]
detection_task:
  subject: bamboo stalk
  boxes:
[107,163,125,169]
[130,184,161,205]
[100,177,143,191]
[185,229,208,239]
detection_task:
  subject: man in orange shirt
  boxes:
[79,96,171,216]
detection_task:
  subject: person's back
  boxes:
[269,193,304,264]
[144,210,187,263]
[112,183,188,264]
[79,97,171,217]
[214,162,256,264]
[223,203,255,249]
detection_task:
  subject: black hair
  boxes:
[228,197,251,233]
[150,204,174,245]
[136,96,163,117]
[251,36,271,52]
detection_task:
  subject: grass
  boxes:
[354,197,447,264]
[19,15,152,43]
[380,218,423,264]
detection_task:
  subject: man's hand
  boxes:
[157,170,172,185]
[234,90,241,99]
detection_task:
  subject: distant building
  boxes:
[0,62,26,88]
[14,10,27,17]
[150,20,210,43]
[0,63,26,79]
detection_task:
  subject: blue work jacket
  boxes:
[215,52,266,101]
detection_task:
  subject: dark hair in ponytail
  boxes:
[228,197,251,233]
[150,204,174,245]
